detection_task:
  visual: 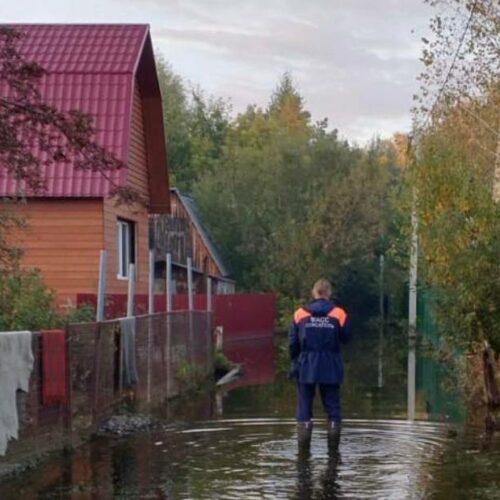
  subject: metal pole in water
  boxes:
[96,249,107,322]
[408,191,418,421]
[378,253,384,389]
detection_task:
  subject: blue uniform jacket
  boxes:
[288,298,350,384]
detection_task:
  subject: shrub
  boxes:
[0,268,59,331]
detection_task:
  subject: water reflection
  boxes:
[295,447,341,500]
[223,336,275,388]
[1,334,500,499]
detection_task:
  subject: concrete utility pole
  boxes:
[408,132,420,421]
[408,197,418,421]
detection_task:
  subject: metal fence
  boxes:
[1,311,212,464]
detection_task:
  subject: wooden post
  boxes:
[127,264,135,318]
[215,326,224,352]
[96,250,107,322]
[166,253,172,313]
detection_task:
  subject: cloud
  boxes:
[146,0,434,141]
[5,0,432,142]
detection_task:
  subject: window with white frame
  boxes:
[117,219,136,278]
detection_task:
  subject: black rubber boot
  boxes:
[327,421,341,451]
[297,421,313,448]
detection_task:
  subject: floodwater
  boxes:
[2,336,500,499]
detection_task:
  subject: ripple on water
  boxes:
[159,417,452,499]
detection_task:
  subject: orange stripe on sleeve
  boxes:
[293,308,311,324]
[328,307,347,327]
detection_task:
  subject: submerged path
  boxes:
[2,336,500,498]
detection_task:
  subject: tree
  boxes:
[408,0,500,424]
[194,74,403,321]
[156,57,191,188]
[156,58,230,190]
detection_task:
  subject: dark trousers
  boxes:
[297,383,341,423]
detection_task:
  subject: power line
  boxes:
[420,0,479,129]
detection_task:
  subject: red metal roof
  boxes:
[0,24,166,199]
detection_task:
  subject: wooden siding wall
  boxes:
[127,83,150,198]
[13,80,153,305]
[149,214,193,264]
[14,199,103,307]
[104,80,150,294]
[169,193,220,276]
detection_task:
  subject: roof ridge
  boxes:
[36,71,136,75]
[5,23,149,27]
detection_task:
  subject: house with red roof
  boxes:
[0,24,170,307]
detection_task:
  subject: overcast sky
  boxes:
[2,0,433,142]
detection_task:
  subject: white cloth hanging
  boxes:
[0,331,34,456]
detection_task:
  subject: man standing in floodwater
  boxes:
[289,279,350,448]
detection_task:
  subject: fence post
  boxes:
[96,250,107,322]
[149,249,155,315]
[127,264,135,318]
[147,251,155,404]
[207,277,212,313]
[187,257,193,311]
[166,253,172,312]
[187,257,194,362]
[165,252,172,397]
[206,277,213,373]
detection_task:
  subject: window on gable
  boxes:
[117,219,136,278]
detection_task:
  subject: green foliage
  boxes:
[64,303,96,324]
[0,267,99,331]
[408,1,500,356]
[213,350,235,373]
[156,58,231,190]
[409,93,500,352]
[193,74,405,315]
[0,267,59,331]
[175,360,207,392]
[157,66,408,325]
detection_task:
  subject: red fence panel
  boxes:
[77,293,276,341]
[213,294,276,340]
